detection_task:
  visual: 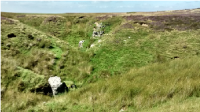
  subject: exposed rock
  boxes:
[92,31,99,37]
[98,40,102,43]
[48,76,68,96]
[93,22,105,37]
[90,44,95,48]
[79,40,85,48]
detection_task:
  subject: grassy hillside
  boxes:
[1,8,200,111]
[28,56,200,112]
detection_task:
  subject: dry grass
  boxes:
[141,97,200,112]
[1,9,200,112]
[27,56,200,111]
[1,90,50,112]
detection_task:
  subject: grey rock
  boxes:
[79,40,85,48]
[93,22,104,37]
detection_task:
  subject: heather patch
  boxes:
[123,14,200,31]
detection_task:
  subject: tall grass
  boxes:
[1,11,200,112]
[29,56,200,111]
[1,91,50,112]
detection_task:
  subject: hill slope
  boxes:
[1,8,200,111]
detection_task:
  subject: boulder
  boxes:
[79,40,85,48]
[93,22,105,38]
[90,44,95,48]
[48,76,68,96]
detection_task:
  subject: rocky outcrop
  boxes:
[48,76,68,96]
[92,22,105,38]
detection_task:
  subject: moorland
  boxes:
[1,8,200,111]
